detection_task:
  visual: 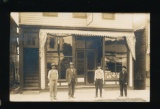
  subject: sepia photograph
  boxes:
[9,12,150,102]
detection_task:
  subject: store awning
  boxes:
[44,29,134,37]
[39,29,136,60]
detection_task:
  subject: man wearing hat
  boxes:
[94,64,104,98]
[48,62,58,101]
[119,66,128,97]
[66,62,77,99]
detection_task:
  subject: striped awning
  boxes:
[45,29,134,37]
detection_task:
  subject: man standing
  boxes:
[94,64,104,98]
[48,63,58,101]
[66,62,77,99]
[119,66,128,97]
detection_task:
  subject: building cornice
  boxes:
[19,24,134,32]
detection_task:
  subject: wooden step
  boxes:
[23,87,40,90]
[24,83,39,87]
[25,80,39,83]
[26,71,39,75]
[25,76,39,80]
[25,74,39,77]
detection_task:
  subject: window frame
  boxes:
[23,33,39,48]
[102,13,115,20]
[72,13,87,19]
[43,12,58,17]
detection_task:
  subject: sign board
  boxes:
[104,71,119,80]
[86,13,93,26]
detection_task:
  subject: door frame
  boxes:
[85,49,97,85]
[76,49,97,85]
[75,50,86,84]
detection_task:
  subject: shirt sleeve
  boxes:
[66,69,68,81]
[102,70,104,81]
[119,72,121,82]
[57,70,58,80]
[94,70,96,81]
[74,69,77,82]
[126,72,128,83]
[48,71,50,79]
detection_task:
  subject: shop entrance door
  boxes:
[76,50,96,85]
[86,50,96,85]
[23,48,39,89]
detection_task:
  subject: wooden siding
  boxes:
[20,12,133,29]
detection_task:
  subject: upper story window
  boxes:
[72,13,87,18]
[43,12,58,17]
[102,13,115,20]
[24,33,39,48]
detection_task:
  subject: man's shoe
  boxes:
[72,96,75,98]
[95,96,98,98]
[54,97,58,100]
[119,95,123,97]
[68,96,71,99]
[50,97,53,101]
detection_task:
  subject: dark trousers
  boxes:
[68,80,75,97]
[120,83,127,96]
[95,79,103,97]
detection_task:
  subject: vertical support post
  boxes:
[72,35,76,65]
[19,28,24,93]
[39,31,47,89]
[102,37,105,83]
[44,38,47,88]
[127,41,130,88]
[115,38,117,73]
[129,52,133,87]
[57,37,61,79]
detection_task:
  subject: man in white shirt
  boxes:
[94,64,104,98]
[48,62,58,101]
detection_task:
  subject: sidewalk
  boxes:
[10,87,150,102]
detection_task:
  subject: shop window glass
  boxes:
[60,36,72,56]
[86,41,96,48]
[59,57,72,79]
[46,35,73,79]
[104,37,127,80]
[76,51,85,75]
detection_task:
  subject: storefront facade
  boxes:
[18,13,135,90]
